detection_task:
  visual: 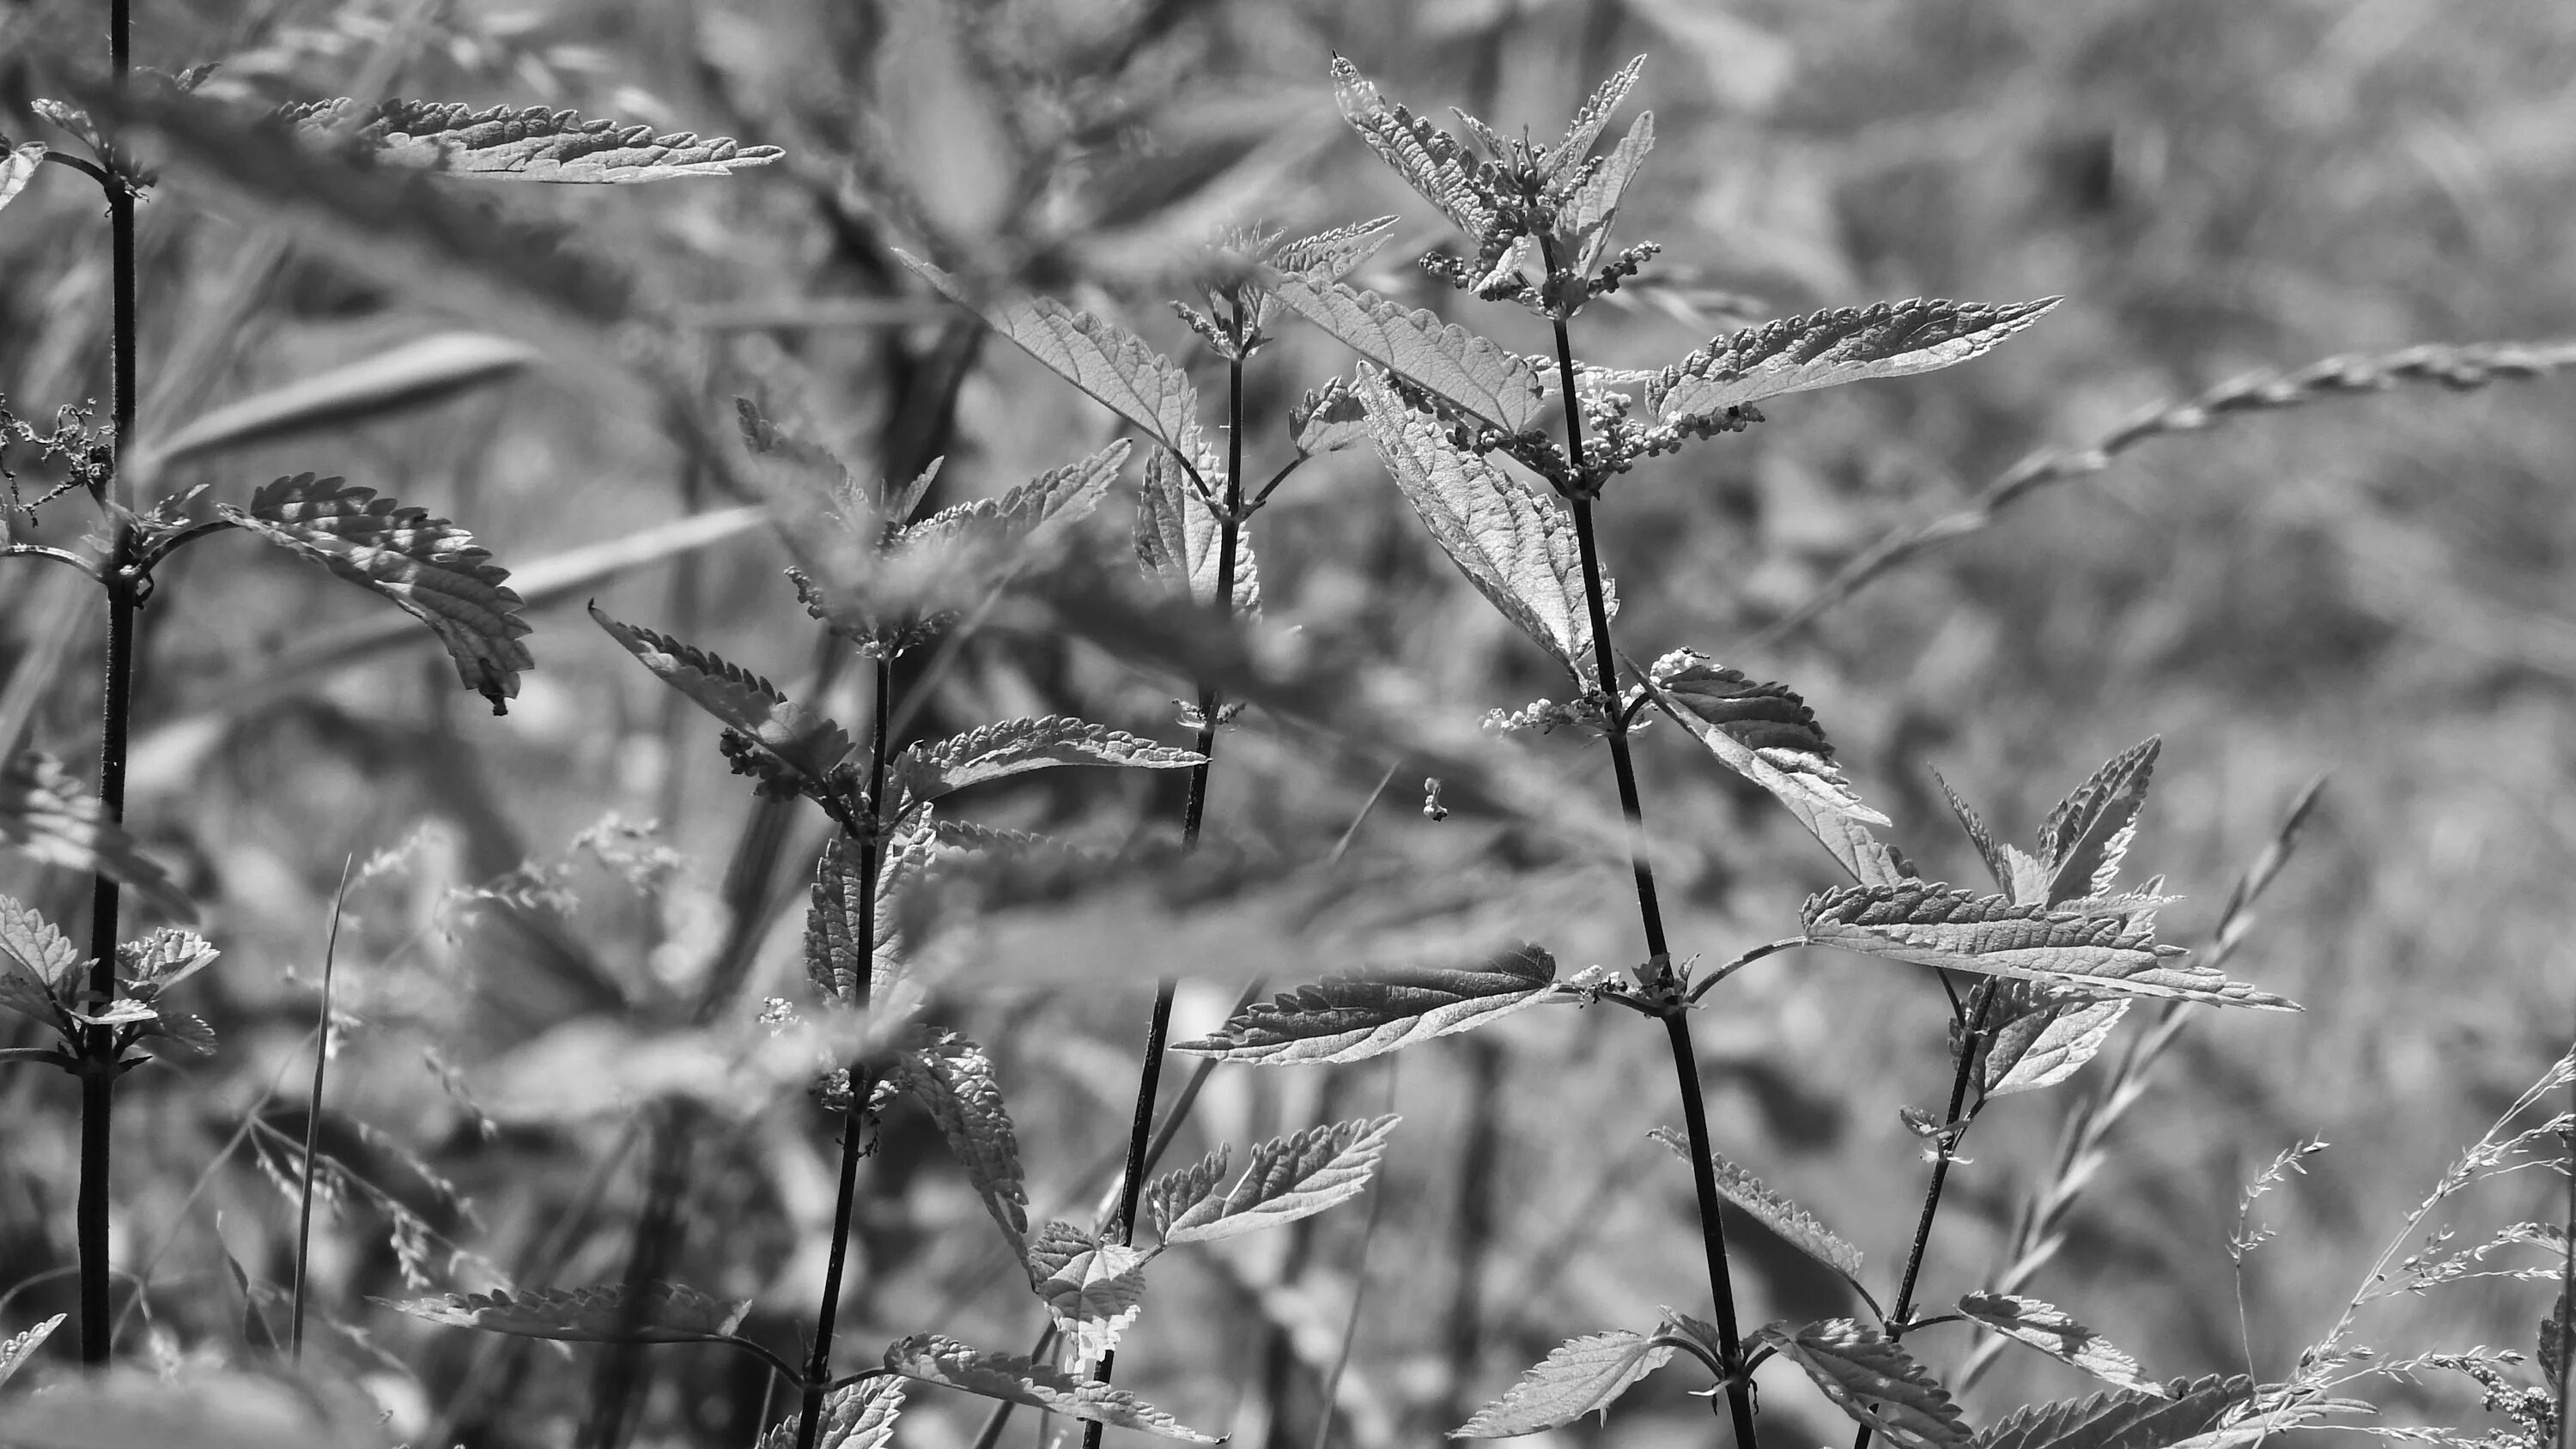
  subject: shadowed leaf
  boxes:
[889,716,1200,815]
[1803,882,2299,1009]
[383,1282,749,1342]
[756,1379,906,1449]
[1933,767,2014,895]
[1278,280,1548,433]
[1024,1222,1149,1369]
[1649,1128,1864,1282]
[1155,1115,1398,1246]
[1974,983,2130,1097]
[1653,298,2062,426]
[881,1334,1220,1441]
[897,1033,1028,1260]
[2037,739,2160,906]
[1958,1294,2159,1393]
[1330,56,1494,239]
[1452,1328,1674,1438]
[1643,652,1909,885]
[225,475,532,713]
[1971,1377,2252,1449]
[1543,58,1648,180]
[1137,446,1260,613]
[282,98,782,181]
[1289,374,1371,456]
[1172,944,1557,1064]
[142,333,538,474]
[1558,112,1653,275]
[1,751,193,922]
[589,605,852,785]
[1363,370,1595,672]
[1755,1319,1970,1449]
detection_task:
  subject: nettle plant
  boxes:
[886,52,2569,1449]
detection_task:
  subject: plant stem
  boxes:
[1084,346,1249,1449]
[793,651,896,1449]
[2555,1023,2572,1449]
[1546,308,1756,1449]
[1852,980,1999,1449]
[289,861,354,1361]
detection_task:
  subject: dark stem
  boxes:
[793,652,896,1449]
[1546,300,1754,1449]
[1084,348,1250,1449]
[1852,979,2000,1449]
[76,533,139,1365]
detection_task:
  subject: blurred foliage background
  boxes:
[2,0,2573,1446]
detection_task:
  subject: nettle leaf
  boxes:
[756,1378,906,1449]
[0,894,82,1025]
[1452,1328,1674,1438]
[1558,111,1653,276]
[882,1334,1219,1443]
[1643,652,1909,887]
[896,1033,1029,1258]
[1270,216,1398,282]
[1136,446,1260,614]
[1141,1148,1230,1244]
[223,475,532,713]
[147,333,539,471]
[902,441,1127,560]
[1361,371,1596,674]
[1154,1114,1398,1246]
[2037,739,2160,907]
[805,834,919,1005]
[1933,767,2014,895]
[282,98,783,181]
[1648,1128,1863,1282]
[0,1312,64,1388]
[384,1282,749,1342]
[1329,55,1495,239]
[1651,297,2063,427]
[1803,882,2300,1010]
[590,605,854,788]
[898,253,1204,462]
[1973,981,2129,1098]
[0,142,46,216]
[889,716,1200,815]
[119,927,218,997]
[1024,1221,1150,1369]
[1273,277,1549,433]
[1972,1377,2252,1449]
[1173,944,1557,1065]
[1,750,193,922]
[1755,1319,1971,1449]
[1956,1294,2158,1394]
[1541,56,1646,182]
[1290,374,1371,457]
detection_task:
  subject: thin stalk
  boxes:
[1851,979,1999,1449]
[2556,1026,2572,1449]
[1084,343,1249,1449]
[1545,300,1756,1449]
[289,858,355,1360]
[793,652,896,1449]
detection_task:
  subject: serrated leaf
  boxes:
[2000,844,2056,907]
[223,475,532,713]
[1755,1319,1970,1449]
[1172,944,1556,1065]
[1972,1377,2252,1449]
[1542,57,1647,181]
[0,142,46,216]
[902,443,1127,559]
[1957,1294,2158,1393]
[1642,652,1909,886]
[805,834,915,1005]
[0,1312,64,1389]
[118,926,218,996]
[137,1011,218,1057]
[589,604,854,785]
[1361,371,1595,673]
[1142,1147,1230,1245]
[2539,1286,2566,1395]
[1974,983,2129,1098]
[1024,1222,1150,1369]
[898,253,1205,462]
[1559,111,1653,276]
[1136,446,1260,614]
[1932,767,2014,896]
[896,1033,1028,1258]
[1330,56,1495,239]
[1290,374,1371,456]
[890,715,1200,815]
[144,334,538,473]
[1652,298,2062,427]
[1271,216,1398,282]
[1648,1127,1863,1282]
[882,1333,1219,1442]
[2037,739,2160,906]
[1452,1329,1674,1438]
[283,98,782,181]
[1803,882,2300,1009]
[0,894,81,1026]
[757,1378,908,1449]
[383,1282,749,1342]
[1274,278,1548,433]
[1157,1114,1398,1246]
[1,751,193,923]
